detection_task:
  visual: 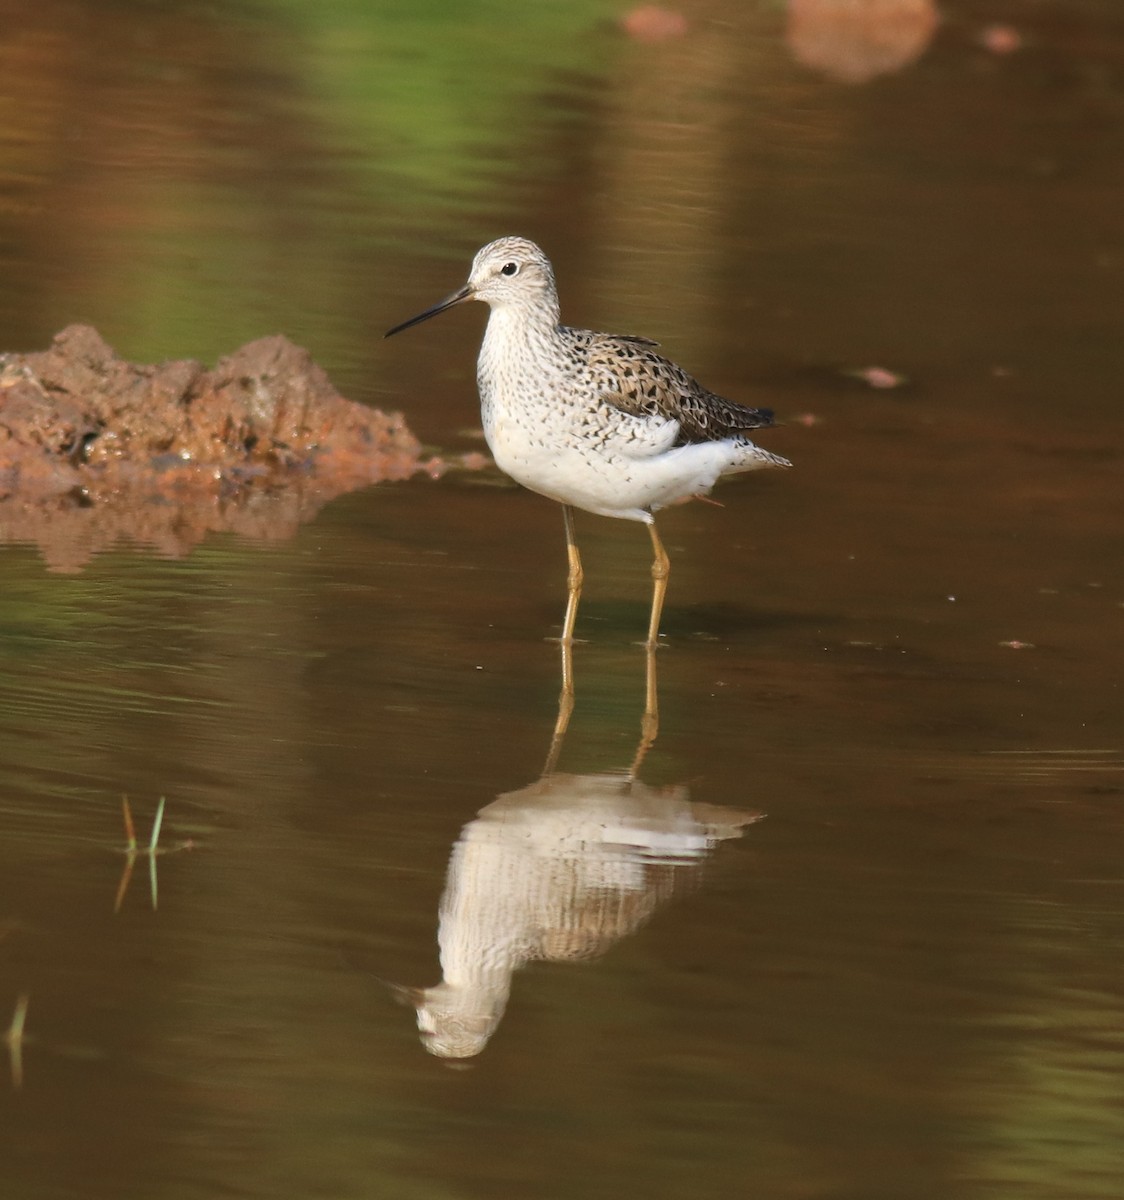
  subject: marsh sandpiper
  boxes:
[386,236,790,648]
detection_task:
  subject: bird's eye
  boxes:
[500,261,519,277]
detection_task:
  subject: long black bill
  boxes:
[384,284,473,338]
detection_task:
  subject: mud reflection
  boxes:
[395,655,761,1059]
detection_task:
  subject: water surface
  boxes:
[1,2,1122,1198]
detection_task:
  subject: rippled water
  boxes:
[1,2,1122,1198]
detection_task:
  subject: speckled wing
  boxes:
[583,331,775,446]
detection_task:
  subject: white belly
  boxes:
[485,409,778,522]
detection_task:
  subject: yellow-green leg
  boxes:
[645,518,670,651]
[560,504,584,645]
[636,519,669,767]
[544,504,583,775]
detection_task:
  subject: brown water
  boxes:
[1,2,1123,1197]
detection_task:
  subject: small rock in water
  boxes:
[620,6,689,43]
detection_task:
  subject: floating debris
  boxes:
[979,24,1022,55]
[842,365,909,390]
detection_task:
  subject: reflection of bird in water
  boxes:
[389,642,759,1059]
[396,774,760,1059]
[385,236,789,651]
[381,597,758,1051]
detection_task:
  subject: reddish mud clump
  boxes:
[787,0,939,84]
[0,325,442,571]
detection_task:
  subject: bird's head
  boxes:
[385,236,558,337]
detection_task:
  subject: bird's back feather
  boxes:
[576,329,776,445]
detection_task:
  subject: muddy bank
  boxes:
[0,326,460,571]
